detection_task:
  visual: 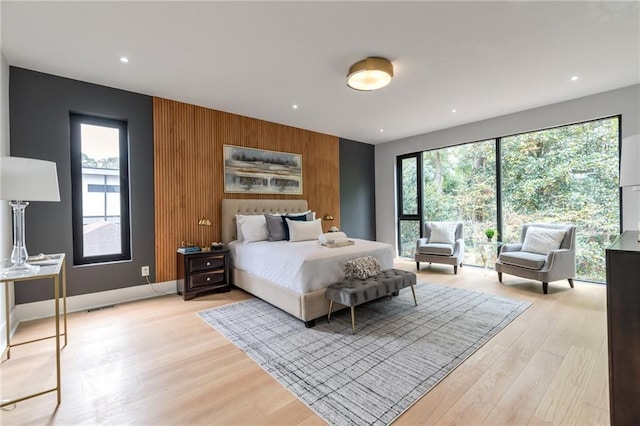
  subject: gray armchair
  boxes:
[415,222,464,274]
[495,223,576,294]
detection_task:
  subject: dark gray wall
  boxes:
[339,138,376,240]
[9,67,155,304]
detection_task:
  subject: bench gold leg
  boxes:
[327,300,334,321]
[351,306,355,333]
[411,285,417,306]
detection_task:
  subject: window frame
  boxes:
[396,152,423,255]
[70,113,131,265]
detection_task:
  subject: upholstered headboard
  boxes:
[221,199,309,244]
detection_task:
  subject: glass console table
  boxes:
[477,241,503,273]
[0,253,67,406]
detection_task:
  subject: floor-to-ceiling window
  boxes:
[421,139,497,267]
[501,118,620,282]
[397,116,620,282]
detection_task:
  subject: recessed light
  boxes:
[292,104,298,109]
[452,109,457,113]
[120,57,129,63]
[379,129,384,133]
[570,76,578,81]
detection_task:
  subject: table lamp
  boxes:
[1,156,60,274]
[620,135,640,241]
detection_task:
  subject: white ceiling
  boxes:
[2,1,639,144]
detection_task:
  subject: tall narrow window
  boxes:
[397,153,422,257]
[70,114,131,265]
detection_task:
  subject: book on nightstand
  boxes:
[177,246,201,254]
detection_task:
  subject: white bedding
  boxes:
[229,239,394,293]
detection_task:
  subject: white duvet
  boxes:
[229,239,395,294]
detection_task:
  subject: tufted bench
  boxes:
[325,269,417,332]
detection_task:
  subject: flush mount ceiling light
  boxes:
[346,57,394,91]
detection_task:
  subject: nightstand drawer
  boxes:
[189,255,225,272]
[189,270,226,289]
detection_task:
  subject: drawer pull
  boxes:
[206,261,211,266]
[206,277,211,281]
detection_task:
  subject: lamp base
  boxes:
[0,261,40,278]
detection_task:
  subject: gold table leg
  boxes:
[327,300,334,321]
[411,284,417,306]
[4,282,9,360]
[62,256,67,348]
[54,274,61,405]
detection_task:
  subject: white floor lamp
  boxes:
[1,156,60,275]
[620,135,640,241]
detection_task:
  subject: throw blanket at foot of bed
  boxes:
[326,269,417,332]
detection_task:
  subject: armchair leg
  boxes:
[542,282,549,294]
[498,272,502,283]
[568,278,574,288]
[416,262,420,271]
[453,265,458,274]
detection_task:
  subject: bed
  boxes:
[221,199,394,326]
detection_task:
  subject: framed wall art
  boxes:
[223,145,303,194]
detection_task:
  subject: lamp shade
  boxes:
[0,156,60,202]
[620,135,640,188]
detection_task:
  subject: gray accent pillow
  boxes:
[344,256,382,280]
[265,214,286,241]
[265,212,314,241]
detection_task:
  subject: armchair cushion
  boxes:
[429,222,457,244]
[521,226,566,255]
[499,251,547,270]
[417,243,454,256]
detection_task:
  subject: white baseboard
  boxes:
[14,280,177,324]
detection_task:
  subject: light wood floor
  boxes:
[1,260,609,425]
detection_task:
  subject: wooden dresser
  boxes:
[605,231,640,425]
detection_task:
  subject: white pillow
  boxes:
[429,222,457,244]
[286,218,323,242]
[521,226,566,255]
[234,214,245,241]
[235,214,267,242]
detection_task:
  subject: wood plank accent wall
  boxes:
[153,97,340,282]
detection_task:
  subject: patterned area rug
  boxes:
[198,283,530,425]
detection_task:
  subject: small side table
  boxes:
[177,249,230,300]
[477,241,503,273]
[1,253,67,406]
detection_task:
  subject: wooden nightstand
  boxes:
[177,249,230,300]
